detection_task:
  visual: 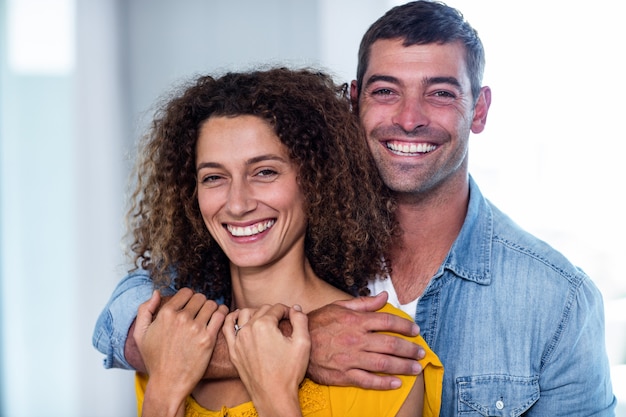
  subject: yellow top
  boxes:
[136,303,443,417]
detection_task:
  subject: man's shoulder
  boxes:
[462,179,588,288]
[487,201,591,289]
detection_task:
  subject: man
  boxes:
[94,1,616,414]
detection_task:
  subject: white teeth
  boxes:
[227,220,275,237]
[387,142,436,155]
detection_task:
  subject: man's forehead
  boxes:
[365,39,469,81]
[369,38,465,62]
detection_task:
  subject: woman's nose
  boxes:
[225,180,257,216]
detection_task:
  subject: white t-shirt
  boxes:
[368,276,418,319]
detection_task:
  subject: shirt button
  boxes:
[496,400,504,410]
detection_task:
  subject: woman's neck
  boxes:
[229,258,351,313]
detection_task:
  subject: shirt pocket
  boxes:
[457,374,539,416]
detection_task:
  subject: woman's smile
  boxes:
[225,219,276,237]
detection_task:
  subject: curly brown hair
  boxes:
[127,67,396,302]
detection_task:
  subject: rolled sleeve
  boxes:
[92,269,172,369]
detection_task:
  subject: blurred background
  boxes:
[0,0,624,415]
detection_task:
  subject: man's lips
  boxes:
[385,140,437,156]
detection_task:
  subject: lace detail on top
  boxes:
[299,378,327,414]
[185,399,259,417]
[184,378,328,416]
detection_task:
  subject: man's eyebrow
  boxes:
[424,76,462,89]
[363,74,400,89]
[364,74,462,90]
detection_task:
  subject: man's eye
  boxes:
[372,88,394,96]
[427,90,457,105]
[434,91,454,97]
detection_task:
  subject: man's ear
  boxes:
[471,86,491,134]
[350,80,359,114]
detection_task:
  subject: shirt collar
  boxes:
[438,175,493,285]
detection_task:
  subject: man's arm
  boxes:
[209,292,426,390]
[124,319,143,370]
[97,273,426,388]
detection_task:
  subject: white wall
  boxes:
[1,1,624,415]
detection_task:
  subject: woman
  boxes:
[127,67,442,417]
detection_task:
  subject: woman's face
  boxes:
[196,115,307,269]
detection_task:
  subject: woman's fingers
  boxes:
[289,304,310,344]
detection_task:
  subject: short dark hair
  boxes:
[356,1,485,102]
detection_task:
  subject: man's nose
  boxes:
[392,97,429,133]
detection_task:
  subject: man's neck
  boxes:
[388,177,469,304]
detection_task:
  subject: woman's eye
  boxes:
[200,174,221,184]
[256,169,278,177]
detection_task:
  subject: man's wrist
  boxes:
[125,319,147,372]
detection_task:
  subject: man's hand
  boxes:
[307,292,425,390]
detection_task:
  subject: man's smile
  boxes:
[385,140,437,156]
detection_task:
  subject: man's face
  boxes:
[352,38,490,198]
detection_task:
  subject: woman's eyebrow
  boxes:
[246,154,287,165]
[196,154,287,172]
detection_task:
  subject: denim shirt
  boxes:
[93,177,616,416]
[409,177,615,416]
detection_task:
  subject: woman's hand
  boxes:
[134,288,228,417]
[223,304,310,417]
